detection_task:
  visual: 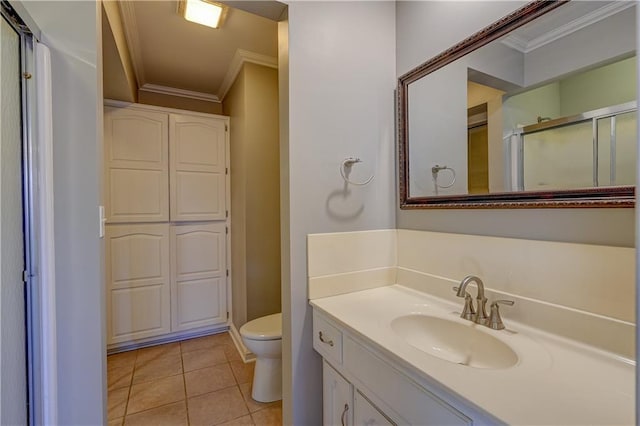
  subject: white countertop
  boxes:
[310,285,635,425]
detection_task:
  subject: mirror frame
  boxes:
[398,0,635,209]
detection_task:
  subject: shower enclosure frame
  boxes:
[508,101,637,192]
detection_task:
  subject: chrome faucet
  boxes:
[455,275,489,325]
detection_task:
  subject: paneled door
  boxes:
[105,224,171,344]
[323,361,353,426]
[171,223,227,331]
[104,107,169,223]
[0,14,27,425]
[169,114,227,222]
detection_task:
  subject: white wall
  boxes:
[20,2,105,424]
[281,2,396,424]
[396,0,635,247]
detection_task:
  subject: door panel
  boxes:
[104,107,169,222]
[170,115,226,221]
[323,361,353,426]
[0,15,27,425]
[106,224,170,343]
[171,223,227,331]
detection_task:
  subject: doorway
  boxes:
[467,103,489,194]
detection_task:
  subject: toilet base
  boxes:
[251,357,282,403]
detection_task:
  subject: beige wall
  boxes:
[138,90,223,114]
[224,62,281,327]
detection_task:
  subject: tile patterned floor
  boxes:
[107,332,282,426]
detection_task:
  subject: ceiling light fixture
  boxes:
[178,0,227,29]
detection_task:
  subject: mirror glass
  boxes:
[401,1,636,207]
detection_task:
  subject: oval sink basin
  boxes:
[391,315,518,369]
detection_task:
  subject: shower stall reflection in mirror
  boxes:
[506,102,637,192]
[0,2,56,425]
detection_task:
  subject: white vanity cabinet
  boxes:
[323,361,353,426]
[314,309,472,426]
[104,102,230,348]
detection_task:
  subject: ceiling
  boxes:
[103,1,282,103]
[502,1,635,53]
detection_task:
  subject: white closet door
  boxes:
[106,224,171,344]
[171,223,227,331]
[169,114,226,222]
[104,107,169,222]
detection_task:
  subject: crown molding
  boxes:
[118,0,146,87]
[502,1,635,53]
[139,84,221,103]
[218,48,278,101]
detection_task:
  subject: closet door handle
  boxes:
[318,331,334,347]
[341,403,349,426]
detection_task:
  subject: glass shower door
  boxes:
[1,12,28,425]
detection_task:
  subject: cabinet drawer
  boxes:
[313,313,343,365]
[344,337,471,426]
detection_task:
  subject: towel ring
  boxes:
[432,165,456,189]
[340,157,374,186]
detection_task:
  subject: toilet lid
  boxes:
[240,313,282,341]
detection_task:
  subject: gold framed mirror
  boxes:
[398,0,635,209]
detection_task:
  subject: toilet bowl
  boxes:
[239,312,282,403]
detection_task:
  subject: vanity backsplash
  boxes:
[307,229,635,358]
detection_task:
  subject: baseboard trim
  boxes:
[229,322,256,363]
[107,325,229,355]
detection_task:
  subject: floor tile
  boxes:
[136,342,181,365]
[251,403,282,426]
[223,343,243,363]
[188,386,249,426]
[238,382,276,413]
[185,364,236,397]
[108,417,124,426]
[108,350,137,371]
[182,346,228,372]
[108,364,134,391]
[124,400,188,426]
[230,361,255,384]
[209,332,234,346]
[108,387,129,420]
[132,353,183,384]
[181,335,219,354]
[217,414,255,426]
[127,374,185,415]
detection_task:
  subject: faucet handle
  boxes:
[453,287,476,320]
[487,299,515,330]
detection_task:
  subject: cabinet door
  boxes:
[106,224,171,344]
[104,106,169,222]
[171,223,227,331]
[323,361,353,426]
[170,114,227,221]
[354,391,395,426]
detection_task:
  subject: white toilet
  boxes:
[239,312,282,403]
